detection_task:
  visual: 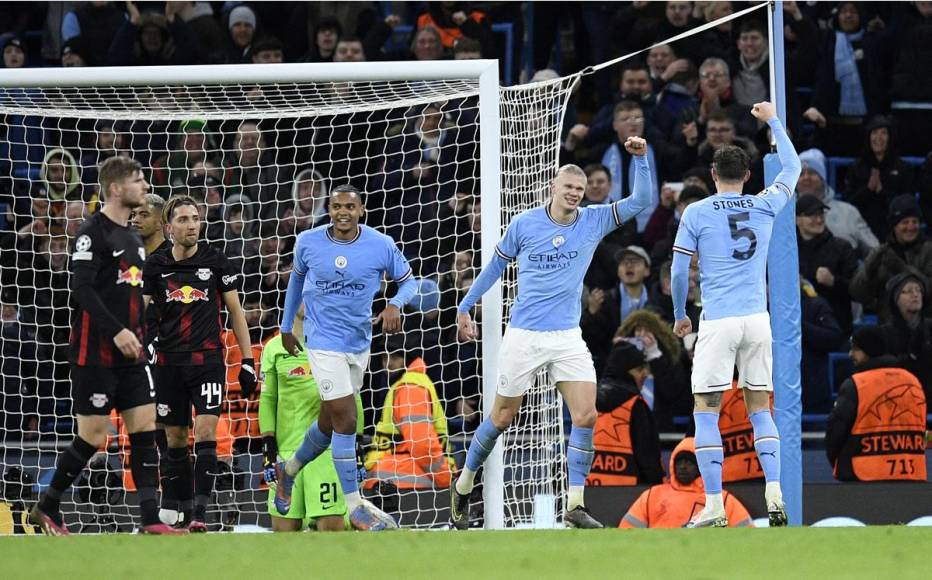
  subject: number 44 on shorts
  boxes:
[201,382,223,409]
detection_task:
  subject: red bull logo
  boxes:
[116,266,143,287]
[288,365,310,377]
[165,285,209,304]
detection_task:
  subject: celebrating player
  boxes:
[142,195,257,532]
[452,137,653,529]
[275,184,417,531]
[671,101,801,528]
[260,304,363,532]
[30,156,183,535]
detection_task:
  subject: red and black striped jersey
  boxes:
[143,242,240,366]
[68,212,147,368]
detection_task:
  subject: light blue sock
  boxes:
[331,431,359,497]
[294,420,331,467]
[694,411,724,496]
[465,419,503,472]
[749,410,781,483]
[567,426,594,487]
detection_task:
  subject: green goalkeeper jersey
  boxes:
[259,334,362,455]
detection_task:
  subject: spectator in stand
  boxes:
[844,116,916,240]
[681,111,761,193]
[649,258,701,329]
[291,167,328,227]
[108,1,197,67]
[224,5,258,64]
[782,1,820,89]
[411,25,445,62]
[62,200,86,239]
[850,195,932,322]
[2,36,25,68]
[153,119,218,198]
[223,121,285,220]
[880,272,932,400]
[891,1,932,101]
[729,20,769,110]
[176,2,226,64]
[796,195,859,332]
[38,148,82,204]
[643,182,683,252]
[825,325,927,482]
[685,57,758,140]
[806,2,888,156]
[251,36,284,64]
[616,310,692,431]
[587,340,664,487]
[796,148,878,259]
[655,59,699,122]
[333,36,366,63]
[646,44,687,94]
[649,186,707,274]
[597,101,665,233]
[587,62,673,148]
[582,246,660,368]
[583,164,611,206]
[30,235,71,347]
[62,1,125,66]
[699,1,736,63]
[415,3,494,58]
[800,278,844,412]
[619,437,752,528]
[630,2,703,67]
[61,36,89,67]
[0,292,40,440]
[453,36,482,60]
[284,2,381,60]
[301,16,340,62]
[221,193,260,278]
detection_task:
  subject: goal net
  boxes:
[0,61,577,532]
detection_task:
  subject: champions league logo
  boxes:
[335,256,348,268]
[552,235,565,248]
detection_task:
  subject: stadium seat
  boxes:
[827,352,854,394]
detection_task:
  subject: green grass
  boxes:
[3,528,930,579]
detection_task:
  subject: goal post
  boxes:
[0,59,588,531]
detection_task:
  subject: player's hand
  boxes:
[457,311,477,342]
[261,435,278,484]
[624,136,647,156]
[113,328,142,360]
[282,331,303,357]
[374,304,402,334]
[815,266,835,287]
[673,318,693,338]
[751,102,778,122]
[239,358,258,398]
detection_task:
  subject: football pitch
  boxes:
[3,527,930,579]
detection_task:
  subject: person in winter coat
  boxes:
[880,271,932,401]
[619,437,753,528]
[796,148,878,259]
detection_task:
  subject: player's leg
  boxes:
[31,366,116,535]
[121,365,186,535]
[452,327,538,529]
[738,313,786,526]
[550,328,602,528]
[687,317,739,528]
[268,460,306,531]
[154,424,180,525]
[160,365,195,525]
[187,365,225,531]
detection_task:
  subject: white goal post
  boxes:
[0,60,580,531]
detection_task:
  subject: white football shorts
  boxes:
[497,326,597,397]
[691,311,773,394]
[306,349,370,401]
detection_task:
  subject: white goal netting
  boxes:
[0,68,578,532]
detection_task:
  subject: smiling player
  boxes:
[451,137,653,529]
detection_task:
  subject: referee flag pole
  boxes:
[766,0,803,526]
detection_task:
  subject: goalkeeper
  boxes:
[261,309,365,532]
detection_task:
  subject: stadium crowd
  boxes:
[0,0,929,511]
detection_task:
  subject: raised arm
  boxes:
[752,102,802,203]
[614,136,653,223]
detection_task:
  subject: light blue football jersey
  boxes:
[291,225,413,352]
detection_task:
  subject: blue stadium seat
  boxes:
[827,352,854,394]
